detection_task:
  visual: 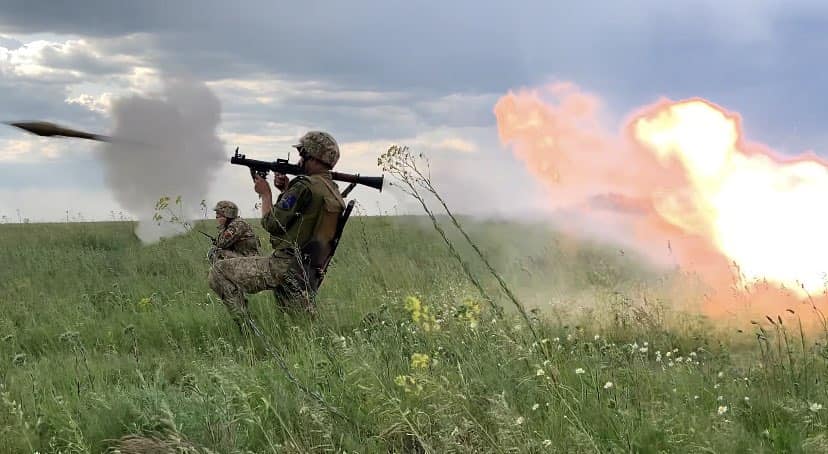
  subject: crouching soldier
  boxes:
[208,200,261,264]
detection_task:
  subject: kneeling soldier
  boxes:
[208,200,261,264]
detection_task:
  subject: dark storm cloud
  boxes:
[3,0,828,168]
[2,0,819,95]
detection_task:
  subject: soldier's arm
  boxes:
[261,179,312,236]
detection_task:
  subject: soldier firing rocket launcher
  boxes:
[230,147,384,197]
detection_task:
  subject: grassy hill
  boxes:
[0,215,826,453]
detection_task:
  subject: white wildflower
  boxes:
[532,403,540,411]
[515,416,524,425]
[717,371,724,378]
[718,405,728,415]
[536,369,545,376]
[810,402,823,412]
[717,396,724,401]
[639,347,648,353]
[542,440,552,447]
[604,381,613,389]
[594,334,600,341]
[575,368,585,375]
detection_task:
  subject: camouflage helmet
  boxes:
[213,200,238,218]
[294,131,340,168]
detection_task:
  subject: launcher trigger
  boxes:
[250,168,268,180]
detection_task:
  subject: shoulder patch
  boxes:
[279,194,298,210]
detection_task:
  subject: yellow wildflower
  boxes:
[394,374,423,394]
[459,299,482,328]
[404,296,422,314]
[137,296,153,309]
[411,353,430,369]
[403,295,439,331]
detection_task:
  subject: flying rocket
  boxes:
[4,121,112,142]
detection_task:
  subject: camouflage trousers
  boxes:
[208,248,247,265]
[207,251,316,322]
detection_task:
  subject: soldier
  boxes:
[208,131,346,331]
[208,200,262,264]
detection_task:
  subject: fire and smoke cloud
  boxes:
[494,82,828,323]
[98,76,225,243]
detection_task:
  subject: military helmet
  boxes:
[294,131,340,168]
[213,200,238,218]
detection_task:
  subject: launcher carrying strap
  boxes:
[314,199,355,289]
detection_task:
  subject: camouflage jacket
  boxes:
[214,217,261,257]
[262,171,345,262]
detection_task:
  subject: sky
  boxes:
[1,0,828,224]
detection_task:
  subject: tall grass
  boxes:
[0,209,826,452]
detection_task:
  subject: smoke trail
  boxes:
[99,75,225,243]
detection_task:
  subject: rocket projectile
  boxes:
[4,121,112,142]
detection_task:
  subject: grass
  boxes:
[0,214,827,453]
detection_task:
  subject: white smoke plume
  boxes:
[98,76,225,243]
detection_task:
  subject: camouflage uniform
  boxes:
[208,201,261,264]
[208,131,345,324]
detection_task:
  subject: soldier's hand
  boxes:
[253,174,271,196]
[274,173,288,192]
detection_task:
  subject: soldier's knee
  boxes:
[208,263,227,293]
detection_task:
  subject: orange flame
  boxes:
[494,82,828,328]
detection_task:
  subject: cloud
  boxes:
[0,187,124,223]
[0,152,106,189]
[0,38,135,84]
[0,34,21,49]
[0,135,102,163]
[3,1,828,224]
[4,0,811,94]
[342,129,480,156]
[65,92,112,114]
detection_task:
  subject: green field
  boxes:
[1,214,826,453]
